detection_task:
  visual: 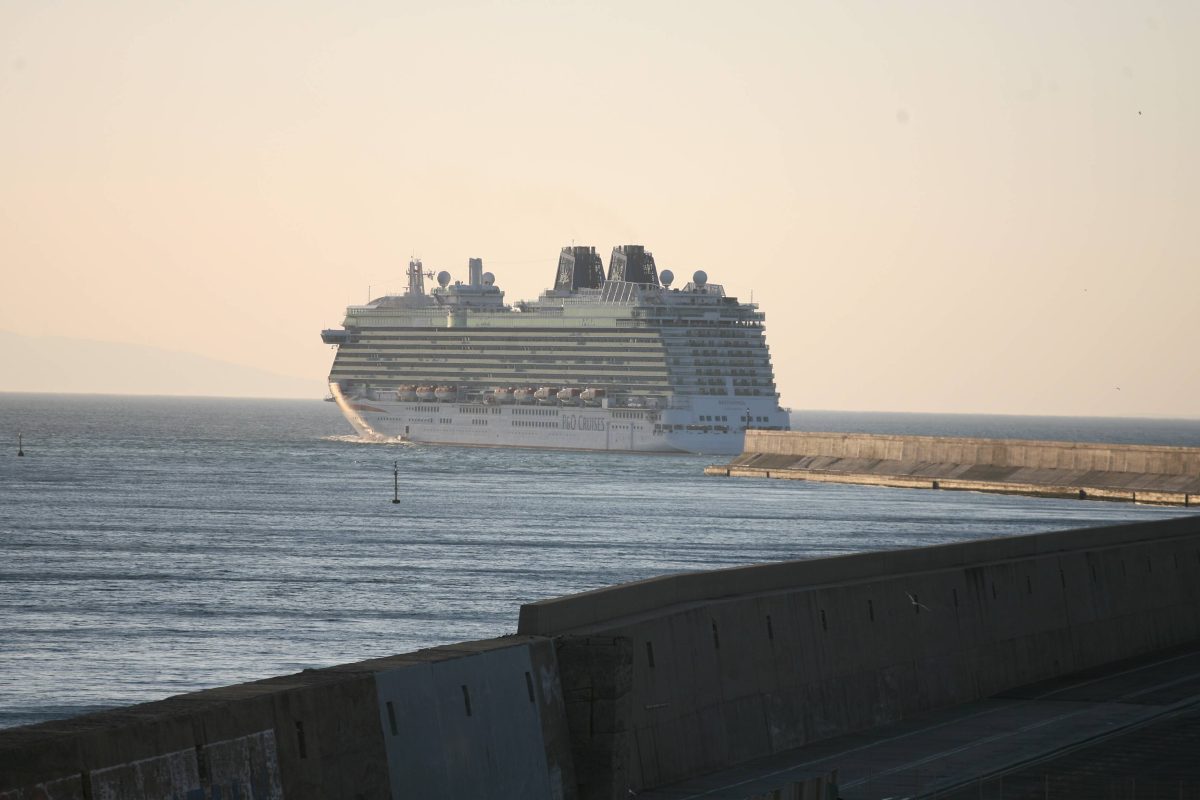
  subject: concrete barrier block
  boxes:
[643,712,702,787]
[526,640,578,799]
[718,598,778,699]
[782,594,828,681]
[631,724,661,789]
[762,689,807,753]
[67,710,196,780]
[555,637,630,800]
[719,693,770,766]
[760,597,807,689]
[201,730,285,800]
[0,730,87,793]
[694,704,732,773]
[87,747,199,799]
[0,774,85,800]
[270,676,385,798]
[646,615,717,716]
[870,660,916,722]
[802,677,852,740]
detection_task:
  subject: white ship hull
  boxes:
[331,386,771,455]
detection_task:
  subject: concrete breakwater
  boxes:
[4,516,1200,799]
[518,515,1200,794]
[705,430,1200,505]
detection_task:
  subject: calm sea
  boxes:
[1,394,1197,730]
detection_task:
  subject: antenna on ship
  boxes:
[17,433,24,457]
[392,460,401,504]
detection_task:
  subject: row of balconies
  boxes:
[341,367,672,381]
[688,359,769,368]
[680,338,765,348]
[347,343,666,354]
[337,355,667,368]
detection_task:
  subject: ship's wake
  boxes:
[321,434,414,446]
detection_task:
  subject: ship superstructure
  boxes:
[321,245,788,454]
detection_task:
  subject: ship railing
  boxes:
[599,280,654,304]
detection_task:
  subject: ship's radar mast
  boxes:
[406,258,426,297]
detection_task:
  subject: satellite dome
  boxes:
[482,272,495,286]
[659,269,674,288]
[436,270,451,287]
[692,270,708,287]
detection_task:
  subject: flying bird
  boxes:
[907,593,930,612]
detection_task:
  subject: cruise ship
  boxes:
[321,245,789,454]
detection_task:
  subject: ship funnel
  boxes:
[554,246,605,292]
[607,245,659,286]
[468,257,483,287]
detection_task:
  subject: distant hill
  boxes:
[0,331,321,399]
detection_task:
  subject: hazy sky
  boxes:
[2,1,1197,416]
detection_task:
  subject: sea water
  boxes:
[1,393,1197,729]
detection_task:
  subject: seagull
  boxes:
[907,593,930,612]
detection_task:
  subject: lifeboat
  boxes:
[513,387,535,404]
[493,387,514,404]
[416,385,436,402]
[397,385,418,402]
[533,387,558,402]
[557,387,581,403]
[579,387,606,404]
[434,385,457,402]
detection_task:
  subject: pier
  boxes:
[705,430,1200,506]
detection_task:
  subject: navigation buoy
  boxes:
[17,433,24,457]
[392,461,401,504]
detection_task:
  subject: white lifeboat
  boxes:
[579,387,606,403]
[513,387,535,404]
[493,387,514,404]
[397,385,418,402]
[434,385,457,402]
[557,387,581,403]
[416,385,436,402]
[533,387,558,402]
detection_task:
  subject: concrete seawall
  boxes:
[5,516,1200,798]
[705,431,1200,505]
[519,516,1200,794]
[0,637,577,800]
